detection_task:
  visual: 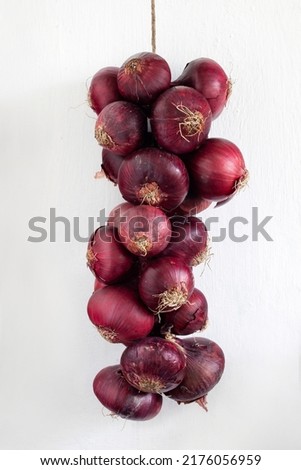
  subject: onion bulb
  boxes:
[93,365,162,420]
[118,205,171,257]
[166,337,225,407]
[95,101,147,156]
[151,86,212,154]
[121,337,186,393]
[87,226,134,284]
[87,285,154,343]
[88,67,121,115]
[117,52,171,104]
[162,216,208,266]
[173,58,231,119]
[187,138,248,202]
[118,147,189,211]
[138,256,194,313]
[161,288,208,335]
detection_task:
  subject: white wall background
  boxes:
[1,0,301,450]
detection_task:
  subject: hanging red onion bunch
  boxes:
[85,50,248,421]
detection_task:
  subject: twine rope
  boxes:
[151,0,156,53]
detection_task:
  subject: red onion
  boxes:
[178,193,212,215]
[93,365,162,421]
[117,148,189,211]
[107,202,133,229]
[93,266,139,293]
[87,226,134,284]
[138,256,194,313]
[101,132,157,185]
[121,337,186,393]
[117,52,171,105]
[95,101,147,156]
[87,285,154,343]
[173,58,231,119]
[166,337,225,406]
[151,86,212,154]
[187,138,249,201]
[160,288,208,335]
[118,205,171,257]
[101,149,124,184]
[162,216,208,266]
[93,278,107,292]
[88,67,121,115]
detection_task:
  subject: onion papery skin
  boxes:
[151,86,212,154]
[118,205,171,257]
[102,133,157,186]
[160,288,208,335]
[101,149,124,184]
[93,278,108,292]
[93,365,162,421]
[187,138,248,201]
[93,263,140,293]
[162,216,208,266]
[121,337,186,393]
[173,58,230,119]
[117,52,171,105]
[118,148,189,211]
[166,337,225,403]
[138,256,194,313]
[95,101,147,156]
[87,226,134,284]
[88,67,122,115]
[178,193,212,215]
[87,285,154,344]
[107,202,134,229]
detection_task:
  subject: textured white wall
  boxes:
[1,0,301,450]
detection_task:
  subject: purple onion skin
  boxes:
[101,149,124,184]
[88,67,121,115]
[161,288,208,335]
[101,133,158,185]
[138,256,194,313]
[161,216,208,266]
[167,190,212,217]
[187,138,247,202]
[121,337,187,393]
[151,86,212,155]
[173,58,230,119]
[93,365,162,421]
[118,148,189,211]
[107,202,134,230]
[166,337,225,403]
[177,193,212,216]
[87,285,154,344]
[93,260,140,294]
[118,205,172,258]
[87,226,134,284]
[95,101,147,156]
[117,52,171,105]
[93,278,108,292]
